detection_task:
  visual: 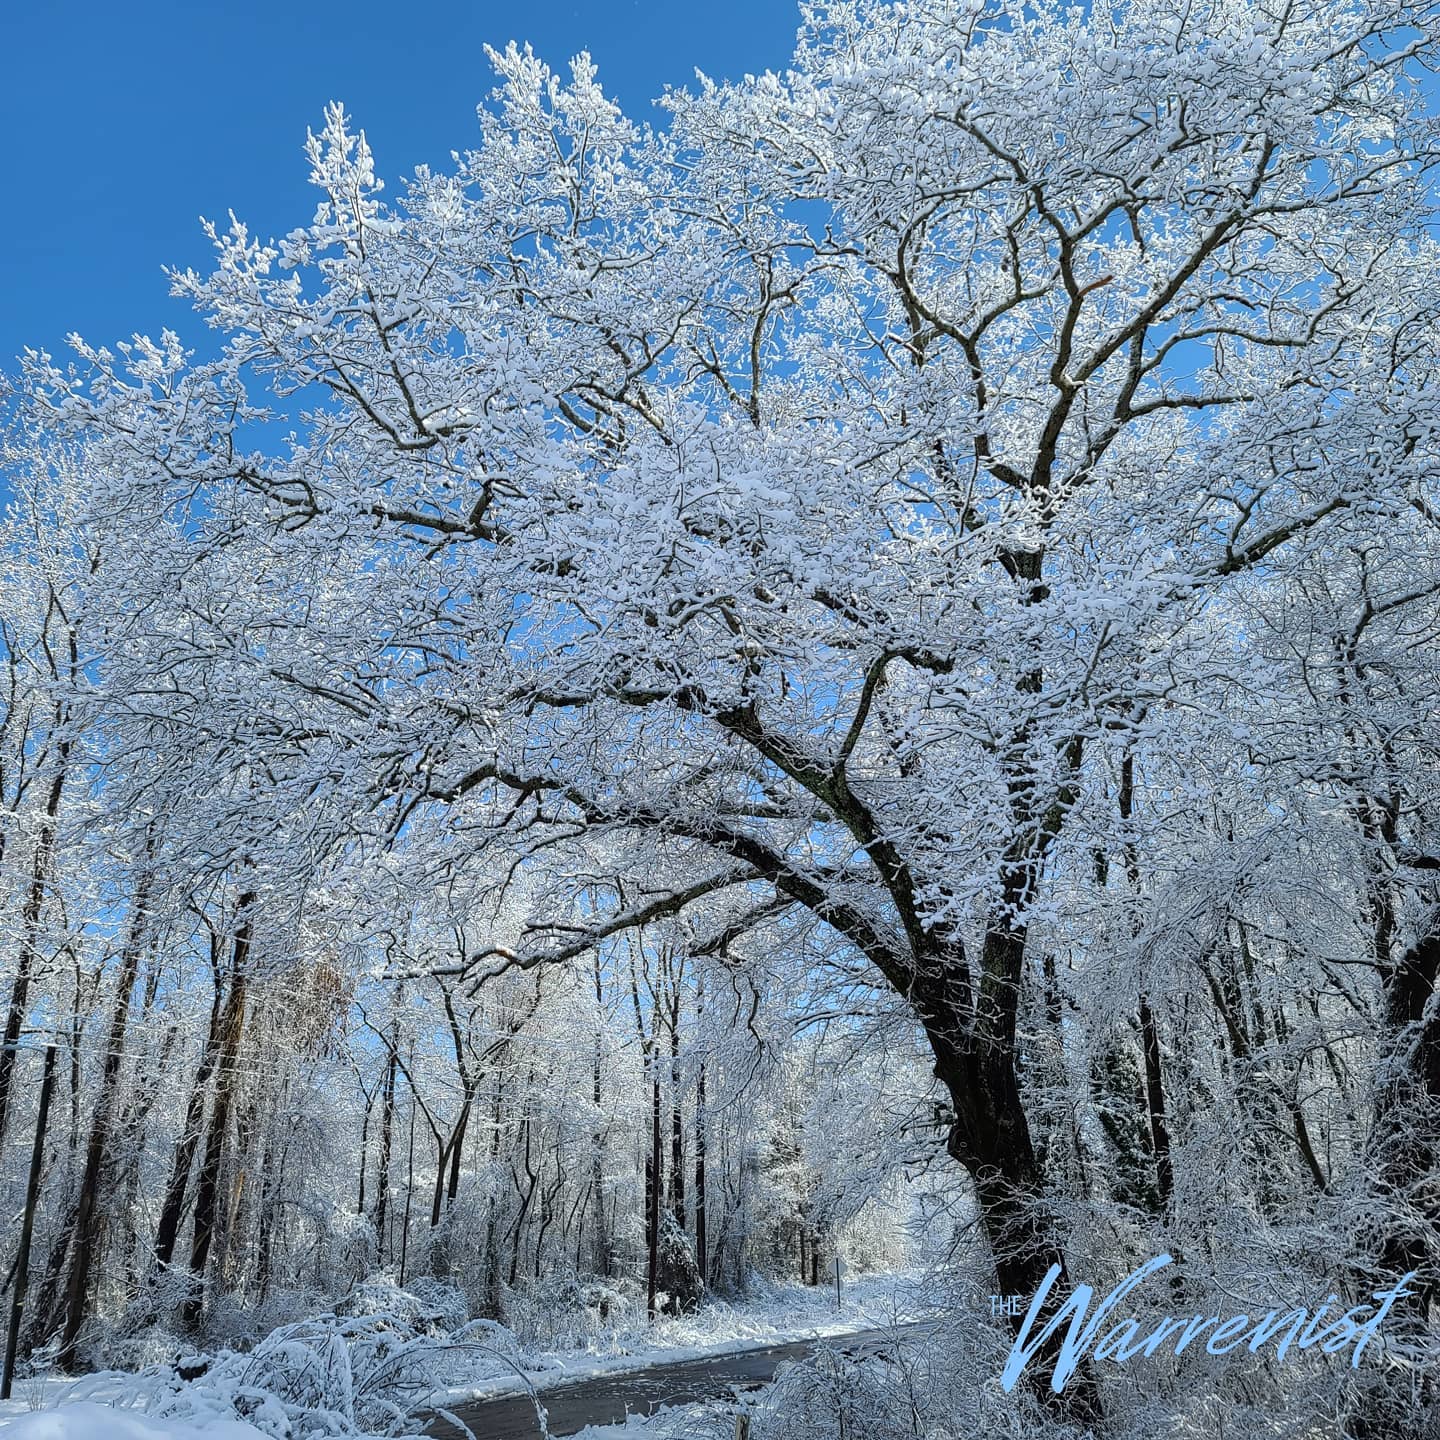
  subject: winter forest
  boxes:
[1,0,1439,1436]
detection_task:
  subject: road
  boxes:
[427,1323,927,1439]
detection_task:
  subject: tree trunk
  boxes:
[917,920,1103,1428]
[0,750,68,1153]
[373,1027,398,1263]
[509,1107,537,1289]
[591,1056,609,1278]
[1118,751,1174,1211]
[483,1070,504,1315]
[152,950,226,1273]
[398,1080,416,1285]
[940,1046,1100,1421]
[54,866,153,1365]
[647,1057,662,1318]
[1138,994,1174,1209]
[669,983,685,1230]
[446,1098,471,1207]
[356,1088,373,1218]
[1348,928,1440,1440]
[254,1115,286,1304]
[182,900,253,1332]
[591,948,610,1278]
[695,1053,708,1287]
[1368,931,1440,1308]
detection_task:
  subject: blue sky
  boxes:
[2,1,801,366]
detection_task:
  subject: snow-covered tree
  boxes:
[5,0,1440,1428]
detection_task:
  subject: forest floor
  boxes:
[0,1271,932,1438]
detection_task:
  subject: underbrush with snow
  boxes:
[0,1299,541,1440]
[0,1270,926,1439]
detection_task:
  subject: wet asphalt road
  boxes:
[427,1323,927,1439]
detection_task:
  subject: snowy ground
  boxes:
[0,1403,267,1439]
[0,1390,722,1440]
[567,1404,726,1440]
[0,1270,930,1438]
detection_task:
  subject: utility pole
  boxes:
[3,1044,57,1400]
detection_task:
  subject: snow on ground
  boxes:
[0,1375,145,1429]
[0,1402,265,1438]
[568,1413,700,1439]
[567,1397,736,1439]
[0,1270,928,1437]
[428,1268,930,1410]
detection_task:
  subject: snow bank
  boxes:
[0,1403,266,1439]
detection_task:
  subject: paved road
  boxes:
[427,1324,928,1439]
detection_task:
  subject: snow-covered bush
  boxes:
[202,1288,333,1354]
[336,1275,470,1335]
[751,1323,1059,1440]
[101,1271,331,1368]
[499,1272,646,1350]
[656,1213,704,1317]
[66,1308,530,1440]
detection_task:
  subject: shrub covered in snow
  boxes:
[748,1323,1058,1440]
[655,1214,704,1318]
[17,1302,534,1440]
[335,1276,470,1336]
[500,1272,647,1350]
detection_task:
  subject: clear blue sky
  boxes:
[2,1,802,366]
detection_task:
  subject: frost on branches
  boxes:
[4,0,1440,1434]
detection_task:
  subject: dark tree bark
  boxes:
[0,748,68,1154]
[182,899,253,1332]
[628,955,663,1317]
[694,992,707,1287]
[1118,752,1173,1209]
[373,1026,398,1263]
[647,1056,663,1317]
[592,950,610,1277]
[152,939,226,1273]
[482,1069,504,1315]
[356,1085,374,1219]
[398,1078,416,1285]
[1137,996,1174,1208]
[668,969,685,1230]
[433,988,472,1235]
[1367,931,1440,1307]
[54,864,154,1366]
[911,915,1104,1428]
[254,1114,288,1304]
[508,1104,537,1289]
